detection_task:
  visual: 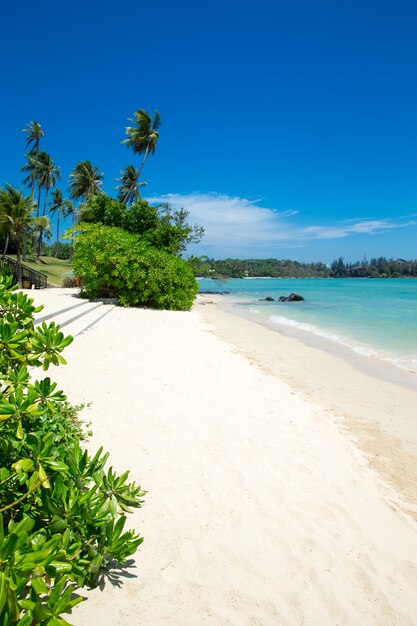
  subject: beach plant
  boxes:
[61,271,77,288]
[71,223,198,309]
[0,276,144,624]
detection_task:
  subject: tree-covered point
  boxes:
[330,256,417,278]
[196,258,330,278]
[196,257,417,279]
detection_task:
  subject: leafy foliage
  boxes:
[61,271,77,288]
[72,223,198,309]
[115,165,147,205]
[329,256,417,278]
[196,257,331,278]
[77,193,204,256]
[0,276,144,624]
[68,162,103,203]
[197,256,417,279]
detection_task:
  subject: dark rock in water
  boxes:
[260,296,275,301]
[200,290,230,295]
[278,293,305,302]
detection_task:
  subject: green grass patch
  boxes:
[7,255,72,286]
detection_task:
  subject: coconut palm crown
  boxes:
[122,109,161,180]
[115,164,147,204]
[22,121,44,154]
[36,152,61,214]
[22,121,44,202]
[69,161,104,201]
[22,151,61,216]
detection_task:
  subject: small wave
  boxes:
[269,314,417,374]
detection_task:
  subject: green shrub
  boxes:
[78,193,204,256]
[0,276,144,625]
[61,271,77,288]
[72,224,198,310]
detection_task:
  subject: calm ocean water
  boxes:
[198,278,417,372]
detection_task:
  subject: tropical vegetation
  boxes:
[72,224,198,309]
[1,109,204,301]
[196,257,417,279]
[0,276,144,624]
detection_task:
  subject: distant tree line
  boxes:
[196,257,417,279]
[329,257,417,278]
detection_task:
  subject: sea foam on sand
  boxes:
[33,292,417,626]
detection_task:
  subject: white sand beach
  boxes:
[30,291,417,625]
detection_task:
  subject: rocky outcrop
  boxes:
[279,293,305,302]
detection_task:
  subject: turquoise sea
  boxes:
[198,278,417,373]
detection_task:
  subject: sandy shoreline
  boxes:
[197,294,417,517]
[28,291,417,625]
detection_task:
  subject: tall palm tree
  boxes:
[115,164,147,204]
[122,109,161,181]
[49,189,72,253]
[69,161,103,202]
[0,185,35,285]
[22,121,44,200]
[36,152,61,216]
[33,153,60,260]
[22,152,41,216]
[22,151,60,217]
[33,216,52,260]
[64,199,75,248]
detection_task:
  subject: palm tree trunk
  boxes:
[22,232,27,261]
[16,237,22,287]
[56,212,60,256]
[2,233,9,260]
[37,188,49,261]
[36,188,41,218]
[37,230,42,261]
[136,145,150,181]
[31,148,39,201]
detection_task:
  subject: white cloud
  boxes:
[146,192,417,257]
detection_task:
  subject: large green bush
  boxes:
[0,277,144,625]
[77,193,204,256]
[72,224,198,310]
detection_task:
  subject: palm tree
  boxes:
[33,216,52,260]
[22,121,44,200]
[122,109,161,181]
[22,151,61,217]
[22,152,41,215]
[69,161,103,202]
[36,152,61,216]
[115,164,147,204]
[49,189,71,253]
[64,200,75,248]
[32,153,60,260]
[0,185,35,285]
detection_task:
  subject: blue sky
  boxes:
[1,0,416,262]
